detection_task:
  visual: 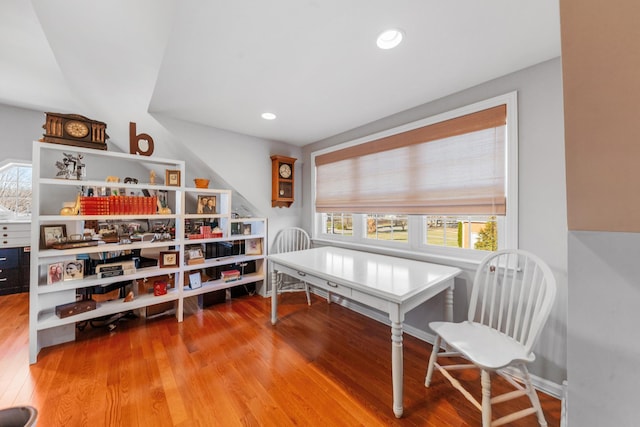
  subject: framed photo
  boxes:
[40,224,67,249]
[186,246,204,260]
[165,169,181,187]
[197,195,216,214]
[157,189,170,210]
[245,238,262,255]
[189,272,202,289]
[47,262,64,284]
[63,260,84,281]
[242,224,252,235]
[231,222,242,235]
[159,250,179,268]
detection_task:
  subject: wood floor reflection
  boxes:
[0,292,561,426]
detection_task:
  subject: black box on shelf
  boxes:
[199,290,227,308]
[204,241,244,259]
[230,283,256,297]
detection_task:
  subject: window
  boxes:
[324,213,353,236]
[313,93,517,260]
[367,214,408,242]
[0,161,32,217]
[425,215,498,250]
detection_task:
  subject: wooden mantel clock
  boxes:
[41,112,108,150]
[271,155,296,208]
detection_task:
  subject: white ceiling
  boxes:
[0,0,560,147]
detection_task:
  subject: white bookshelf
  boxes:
[29,141,267,363]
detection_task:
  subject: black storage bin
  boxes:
[230,282,256,297]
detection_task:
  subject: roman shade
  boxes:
[315,105,507,215]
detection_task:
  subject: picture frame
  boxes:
[40,224,67,249]
[189,272,202,289]
[245,238,262,255]
[47,262,64,285]
[186,246,204,260]
[63,260,84,281]
[165,169,181,187]
[242,224,252,235]
[231,222,242,235]
[185,245,205,265]
[159,250,179,268]
[157,189,170,210]
[197,195,216,214]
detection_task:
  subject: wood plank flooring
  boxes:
[0,292,561,426]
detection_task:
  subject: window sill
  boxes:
[311,238,482,271]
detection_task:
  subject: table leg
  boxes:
[445,284,454,322]
[271,269,278,325]
[391,319,404,418]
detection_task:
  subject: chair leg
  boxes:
[481,369,492,427]
[304,284,311,306]
[520,364,548,427]
[425,335,441,387]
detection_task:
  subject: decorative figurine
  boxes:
[60,193,81,215]
[55,153,85,180]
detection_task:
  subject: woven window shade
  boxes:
[315,105,507,215]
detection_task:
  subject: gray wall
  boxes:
[0,103,43,160]
[568,234,640,426]
[302,57,568,387]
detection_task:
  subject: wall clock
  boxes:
[271,155,296,208]
[41,112,109,150]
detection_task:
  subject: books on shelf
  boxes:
[221,269,241,282]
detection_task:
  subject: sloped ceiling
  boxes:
[1,0,560,147]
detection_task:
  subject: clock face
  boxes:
[279,163,292,179]
[65,121,90,138]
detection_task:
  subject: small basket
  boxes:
[194,178,209,188]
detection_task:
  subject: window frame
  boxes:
[311,92,518,264]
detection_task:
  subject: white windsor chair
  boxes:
[272,227,313,305]
[425,249,557,427]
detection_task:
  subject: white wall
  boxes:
[302,57,568,387]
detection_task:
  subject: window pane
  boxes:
[426,216,460,247]
[323,213,353,236]
[17,167,32,184]
[0,163,32,216]
[425,215,499,251]
[366,214,408,242]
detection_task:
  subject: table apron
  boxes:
[275,264,354,300]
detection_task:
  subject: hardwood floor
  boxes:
[0,292,561,426]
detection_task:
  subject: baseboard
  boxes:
[315,289,564,400]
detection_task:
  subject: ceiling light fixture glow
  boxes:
[261,112,277,120]
[377,29,404,49]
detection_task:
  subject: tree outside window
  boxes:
[0,162,32,217]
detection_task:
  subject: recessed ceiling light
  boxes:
[377,29,404,50]
[261,112,277,120]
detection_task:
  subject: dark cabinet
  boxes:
[0,246,30,295]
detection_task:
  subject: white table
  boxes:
[269,246,461,418]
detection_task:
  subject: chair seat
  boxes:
[430,321,535,370]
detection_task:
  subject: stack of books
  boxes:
[220,269,241,282]
[95,260,136,279]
